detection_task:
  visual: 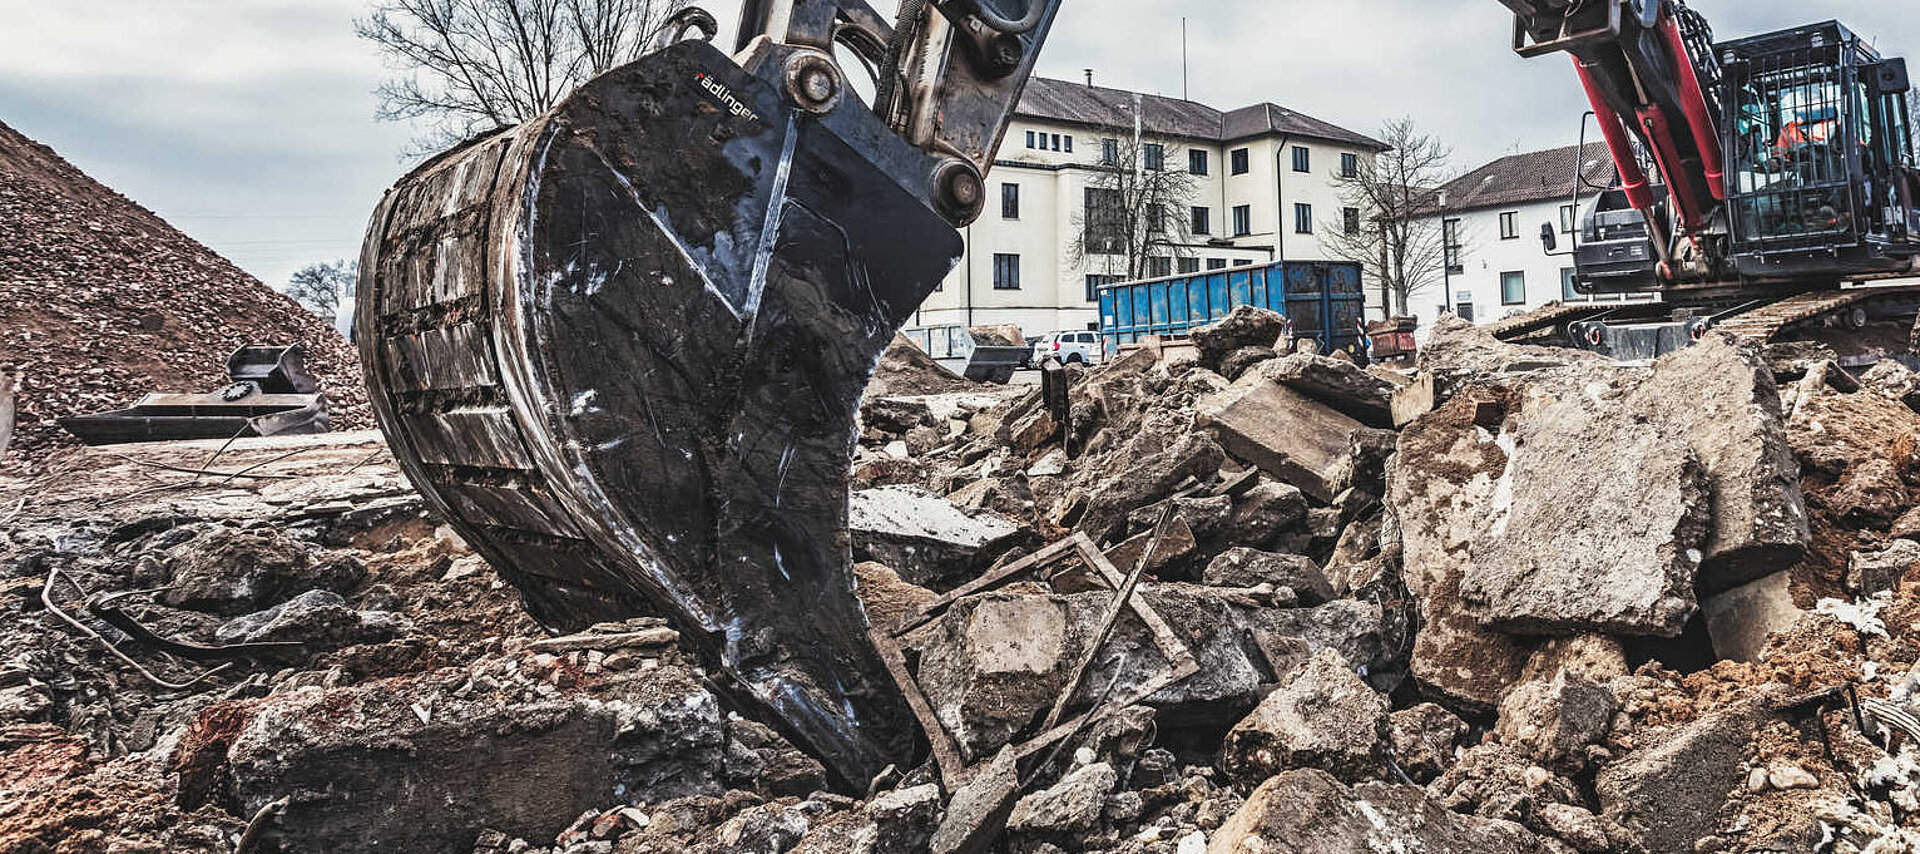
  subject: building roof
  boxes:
[1016,77,1389,151]
[1438,143,1619,213]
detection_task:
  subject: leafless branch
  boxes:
[1066,125,1204,282]
[356,0,687,154]
[1324,118,1455,318]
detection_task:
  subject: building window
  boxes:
[1064,136,1073,153]
[1144,143,1166,171]
[1342,207,1361,235]
[1147,257,1173,278]
[1207,258,1230,270]
[1559,204,1577,234]
[1025,130,1035,149]
[1189,149,1209,175]
[1101,138,1118,165]
[1085,274,1119,302]
[1501,271,1526,305]
[1341,152,1359,179]
[1147,202,1166,234]
[1232,205,1252,236]
[1499,211,1519,240]
[1293,203,1313,235]
[1001,183,1019,220]
[1457,302,1476,323]
[1191,206,1211,235]
[1177,257,1201,274]
[1561,267,1582,301]
[1231,148,1250,175]
[1291,146,1311,173]
[1050,133,1062,151]
[993,253,1021,290]
[1085,187,1125,254]
[1443,218,1464,274]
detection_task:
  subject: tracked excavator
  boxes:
[354,0,1916,787]
[1492,0,1920,357]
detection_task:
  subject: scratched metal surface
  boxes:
[355,41,960,787]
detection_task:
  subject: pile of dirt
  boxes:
[867,333,979,398]
[0,119,370,467]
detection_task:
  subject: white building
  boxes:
[1417,142,1654,328]
[911,78,1389,337]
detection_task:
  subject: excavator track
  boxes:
[1713,289,1888,343]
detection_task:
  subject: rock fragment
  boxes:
[1208,769,1554,854]
[1220,649,1387,785]
[1006,762,1118,833]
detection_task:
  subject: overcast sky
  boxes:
[1,0,1913,290]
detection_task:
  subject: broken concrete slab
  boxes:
[223,662,728,854]
[1597,700,1764,854]
[213,589,408,649]
[1078,431,1226,544]
[914,587,1383,756]
[1388,395,1535,711]
[850,485,1024,587]
[1494,670,1614,773]
[1201,548,1334,604]
[1418,315,1608,403]
[1387,703,1470,784]
[1197,372,1380,503]
[1220,649,1388,785]
[1208,769,1555,854]
[163,524,366,616]
[1460,368,1711,638]
[1632,333,1810,591]
[930,747,1020,854]
[1219,346,1279,381]
[1257,354,1397,428]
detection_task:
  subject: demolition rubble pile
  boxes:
[0,119,369,464]
[15,308,1920,853]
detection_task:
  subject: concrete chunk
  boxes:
[1202,548,1335,604]
[1387,395,1534,711]
[850,485,1024,586]
[1459,369,1711,638]
[1208,769,1554,854]
[1257,354,1397,427]
[1632,333,1810,590]
[1198,373,1376,503]
[1220,649,1388,785]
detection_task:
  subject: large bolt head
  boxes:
[784,53,843,115]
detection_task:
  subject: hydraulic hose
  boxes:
[956,0,1045,35]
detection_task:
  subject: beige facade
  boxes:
[909,80,1386,338]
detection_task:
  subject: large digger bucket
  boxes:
[355,40,968,786]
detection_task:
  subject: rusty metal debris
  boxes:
[39,568,232,691]
[873,529,1199,789]
[86,587,305,662]
[59,345,330,446]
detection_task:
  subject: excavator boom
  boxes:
[355,0,1062,788]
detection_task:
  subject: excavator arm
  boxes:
[1498,0,1727,279]
[355,0,1062,788]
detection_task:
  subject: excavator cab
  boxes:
[1718,22,1920,280]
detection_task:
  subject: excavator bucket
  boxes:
[356,40,972,786]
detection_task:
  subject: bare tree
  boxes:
[1324,118,1452,318]
[356,0,688,152]
[1067,111,1203,282]
[287,260,359,320]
